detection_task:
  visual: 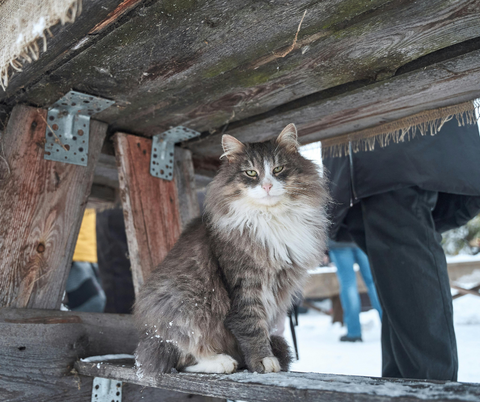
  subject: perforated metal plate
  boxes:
[91,377,122,402]
[44,91,114,166]
[150,126,200,180]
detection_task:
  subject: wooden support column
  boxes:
[114,133,183,294]
[174,147,201,229]
[0,105,107,309]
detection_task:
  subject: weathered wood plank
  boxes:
[0,308,136,402]
[0,308,211,402]
[114,133,182,294]
[4,0,480,144]
[0,105,107,309]
[174,147,200,229]
[188,48,480,156]
[0,0,140,99]
[75,360,480,402]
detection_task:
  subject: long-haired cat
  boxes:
[134,123,329,375]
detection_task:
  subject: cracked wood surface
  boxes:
[0,105,106,309]
[75,359,480,402]
[114,133,182,295]
[1,0,480,158]
[0,308,212,402]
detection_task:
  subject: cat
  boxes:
[134,123,329,376]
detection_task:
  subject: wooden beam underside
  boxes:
[1,0,480,157]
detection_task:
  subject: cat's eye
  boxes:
[245,170,258,177]
[273,166,284,174]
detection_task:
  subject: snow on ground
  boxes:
[284,295,480,383]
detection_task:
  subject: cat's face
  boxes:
[212,124,319,209]
[225,142,291,206]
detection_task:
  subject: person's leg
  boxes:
[329,248,362,339]
[344,206,399,374]
[359,187,457,380]
[353,247,382,320]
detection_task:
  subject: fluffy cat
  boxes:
[134,123,329,375]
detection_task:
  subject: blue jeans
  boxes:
[330,247,382,338]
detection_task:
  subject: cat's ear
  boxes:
[221,135,245,161]
[276,123,299,152]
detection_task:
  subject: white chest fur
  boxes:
[217,199,322,268]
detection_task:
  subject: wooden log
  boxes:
[0,308,212,402]
[4,0,480,147]
[75,359,480,402]
[188,48,480,156]
[0,105,107,309]
[114,133,182,294]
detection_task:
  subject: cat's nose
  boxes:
[262,183,273,194]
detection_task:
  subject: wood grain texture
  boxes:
[0,0,136,100]
[0,308,136,402]
[0,105,107,309]
[188,48,480,156]
[114,133,182,295]
[3,0,480,145]
[0,308,220,402]
[75,360,480,402]
[174,147,200,229]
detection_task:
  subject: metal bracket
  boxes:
[44,90,114,166]
[91,377,122,402]
[150,126,200,180]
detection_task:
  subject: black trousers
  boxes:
[343,187,458,380]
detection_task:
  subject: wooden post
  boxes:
[0,105,107,309]
[174,147,200,229]
[114,133,182,294]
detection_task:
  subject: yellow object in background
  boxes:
[72,209,97,263]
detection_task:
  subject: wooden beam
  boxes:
[0,105,107,309]
[3,0,480,147]
[114,133,182,294]
[0,308,213,402]
[75,359,480,402]
[0,308,135,402]
[187,48,480,156]
[173,147,200,229]
[0,0,140,100]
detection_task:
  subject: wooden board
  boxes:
[0,105,107,309]
[304,261,480,299]
[114,133,182,294]
[0,308,213,402]
[0,308,136,402]
[188,48,480,156]
[0,0,141,100]
[2,0,480,155]
[174,147,201,229]
[75,359,480,402]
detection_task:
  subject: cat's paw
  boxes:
[184,354,238,374]
[261,356,281,373]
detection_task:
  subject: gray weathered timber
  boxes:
[174,147,201,229]
[0,0,139,99]
[75,360,480,402]
[0,308,136,402]
[93,153,120,189]
[0,308,214,402]
[0,105,107,309]
[2,0,480,143]
[187,48,480,156]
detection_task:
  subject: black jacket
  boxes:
[323,118,480,239]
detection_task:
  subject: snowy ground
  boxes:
[284,288,480,383]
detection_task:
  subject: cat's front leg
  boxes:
[225,291,281,373]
